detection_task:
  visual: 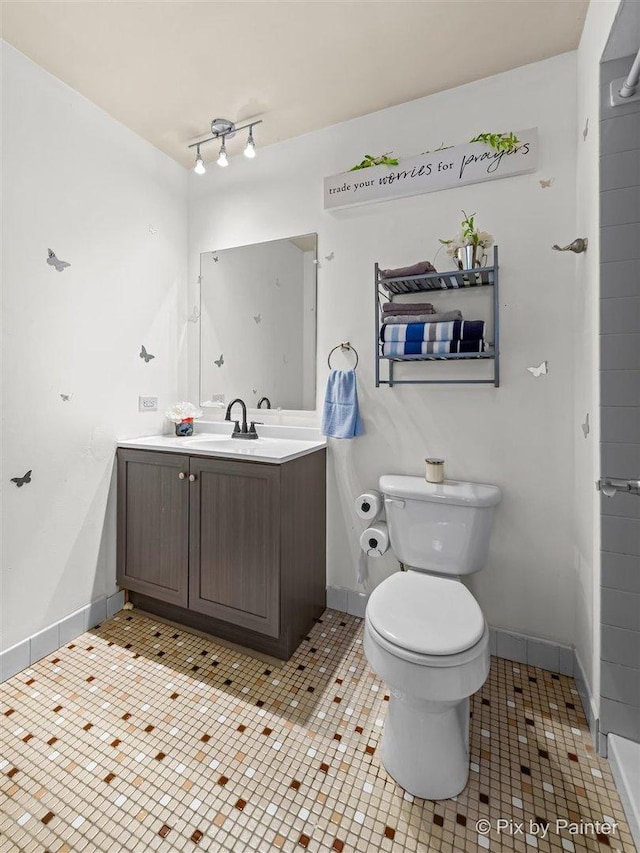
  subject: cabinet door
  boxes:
[189,457,280,638]
[117,449,189,607]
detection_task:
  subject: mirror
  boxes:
[200,234,317,412]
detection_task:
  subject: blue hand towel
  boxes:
[321,369,364,439]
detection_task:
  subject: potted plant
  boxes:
[440,211,494,270]
[165,401,203,436]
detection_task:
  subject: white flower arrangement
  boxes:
[443,230,494,258]
[440,211,494,258]
[165,401,203,423]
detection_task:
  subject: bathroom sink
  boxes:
[117,426,326,464]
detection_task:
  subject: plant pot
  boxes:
[456,244,486,270]
[175,418,194,437]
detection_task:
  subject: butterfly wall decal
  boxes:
[212,254,219,263]
[47,249,70,272]
[214,354,224,367]
[325,251,335,261]
[583,118,589,141]
[148,225,157,235]
[60,394,72,402]
[539,179,554,189]
[527,361,548,377]
[187,306,201,323]
[253,314,261,324]
[11,470,32,488]
[140,345,155,363]
[581,413,590,438]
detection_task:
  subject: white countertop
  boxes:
[118,422,326,464]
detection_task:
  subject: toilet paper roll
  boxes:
[355,490,382,521]
[357,549,369,586]
[359,522,389,557]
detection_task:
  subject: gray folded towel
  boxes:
[382,301,435,314]
[380,261,437,279]
[382,310,463,325]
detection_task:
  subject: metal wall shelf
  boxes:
[375,246,499,387]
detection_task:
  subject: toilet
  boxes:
[363,475,502,800]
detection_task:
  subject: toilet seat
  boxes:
[367,572,485,656]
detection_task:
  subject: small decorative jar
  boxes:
[166,401,203,436]
[425,458,445,484]
[175,418,194,437]
[456,244,486,271]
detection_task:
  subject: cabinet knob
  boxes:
[189,474,197,482]
[178,472,186,480]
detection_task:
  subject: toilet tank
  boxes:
[379,475,502,575]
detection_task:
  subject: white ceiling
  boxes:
[1,0,589,168]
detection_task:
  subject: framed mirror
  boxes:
[200,233,317,412]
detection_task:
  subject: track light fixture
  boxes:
[244,127,256,159]
[194,145,206,175]
[217,139,228,168]
[189,118,262,174]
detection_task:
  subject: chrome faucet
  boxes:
[257,396,272,410]
[225,398,261,440]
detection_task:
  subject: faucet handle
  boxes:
[231,420,241,434]
[249,421,263,434]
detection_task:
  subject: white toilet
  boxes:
[363,475,501,800]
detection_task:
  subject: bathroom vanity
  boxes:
[116,425,326,659]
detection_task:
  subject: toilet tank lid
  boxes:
[379,475,501,507]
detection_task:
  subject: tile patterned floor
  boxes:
[0,609,635,852]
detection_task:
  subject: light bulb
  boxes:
[217,141,228,167]
[194,149,206,175]
[244,130,256,159]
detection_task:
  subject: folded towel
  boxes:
[321,369,364,439]
[383,310,463,325]
[382,340,486,356]
[380,261,436,280]
[382,301,435,314]
[381,319,485,343]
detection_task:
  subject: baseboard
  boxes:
[574,652,600,745]
[607,734,640,849]
[0,590,124,683]
[326,585,368,618]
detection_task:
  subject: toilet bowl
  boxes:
[363,475,501,800]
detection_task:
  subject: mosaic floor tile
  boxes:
[0,609,635,852]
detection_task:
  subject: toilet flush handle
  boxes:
[385,498,405,509]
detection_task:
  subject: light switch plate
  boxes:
[138,396,158,412]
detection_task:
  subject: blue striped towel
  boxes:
[381,319,485,342]
[382,340,486,356]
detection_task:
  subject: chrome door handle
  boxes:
[189,474,197,482]
[178,472,186,480]
[596,478,640,497]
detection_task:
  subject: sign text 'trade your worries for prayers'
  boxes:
[323,128,539,211]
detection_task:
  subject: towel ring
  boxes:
[328,342,359,370]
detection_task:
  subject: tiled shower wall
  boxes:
[599,55,640,744]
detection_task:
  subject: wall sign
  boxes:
[324,128,538,211]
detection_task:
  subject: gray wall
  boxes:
[599,55,640,743]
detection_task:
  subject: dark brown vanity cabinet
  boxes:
[188,456,281,638]
[116,450,190,608]
[116,447,326,659]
